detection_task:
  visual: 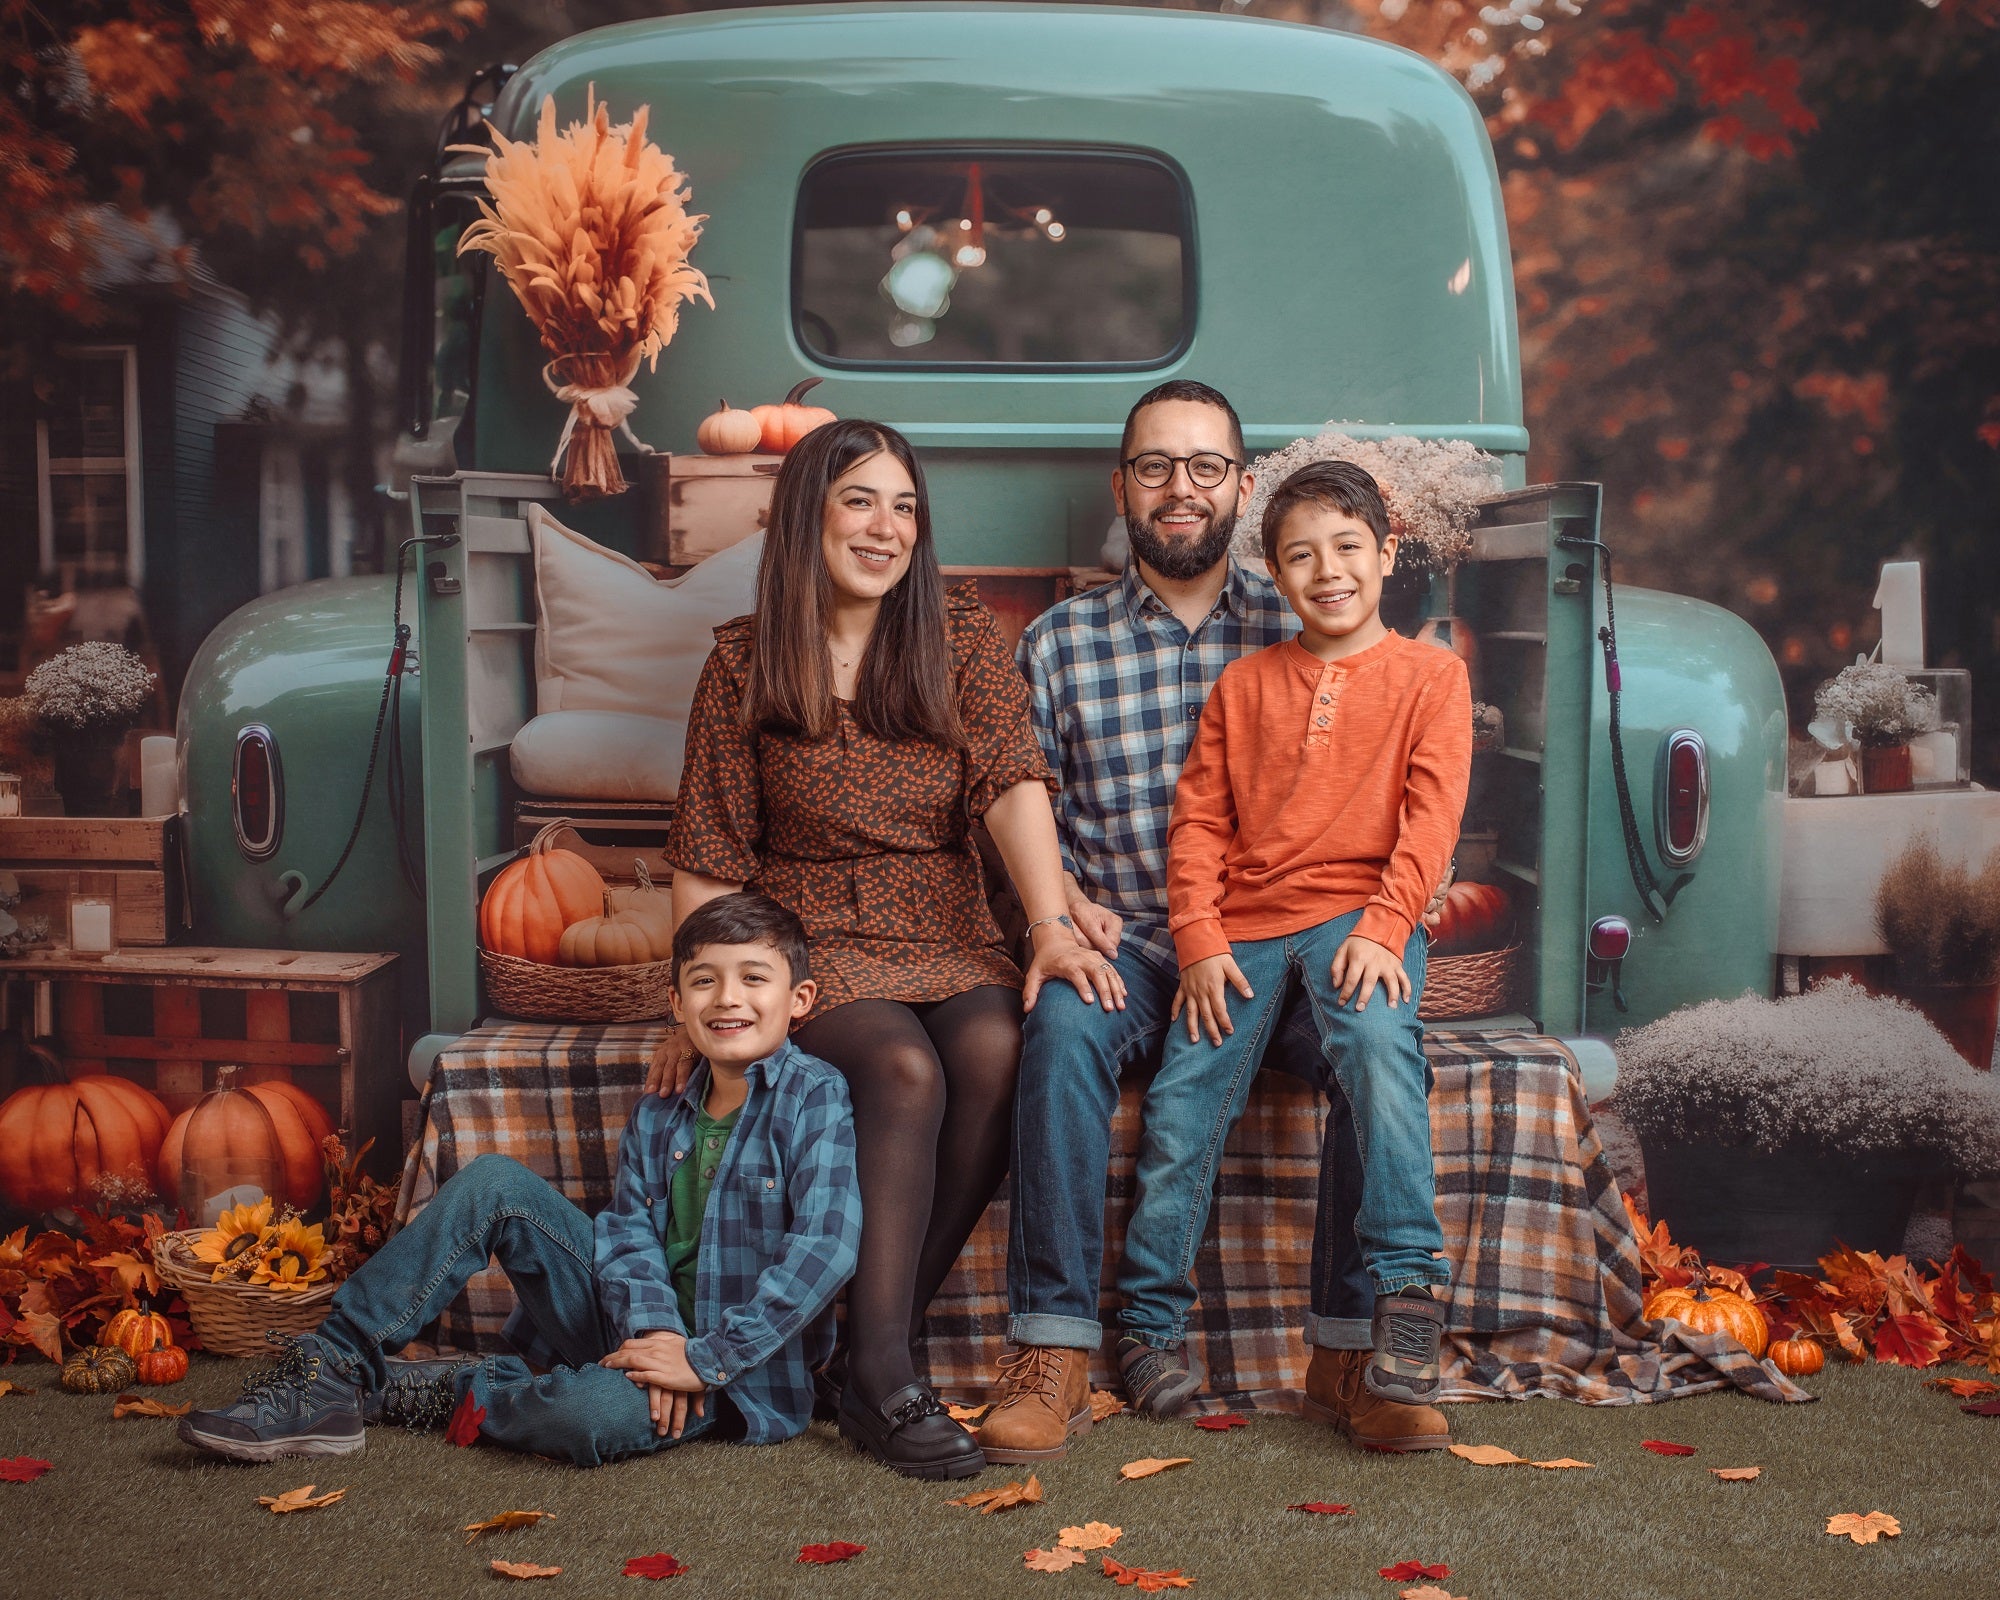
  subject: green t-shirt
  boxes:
[665,1100,741,1331]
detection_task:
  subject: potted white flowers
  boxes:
[1812,659,1938,794]
[21,643,157,816]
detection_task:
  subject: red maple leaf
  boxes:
[1872,1314,1949,1370]
[445,1389,485,1447]
[0,1457,52,1483]
[622,1552,690,1579]
[1288,1502,1353,1515]
[1192,1412,1248,1431]
[797,1542,866,1565]
[1963,1400,2000,1418]
[1379,1561,1450,1581]
[1641,1440,1697,1456]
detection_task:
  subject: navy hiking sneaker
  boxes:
[1115,1335,1205,1419]
[178,1334,365,1462]
[1365,1287,1446,1405]
[364,1355,485,1430]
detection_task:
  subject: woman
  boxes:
[655,418,1122,1480]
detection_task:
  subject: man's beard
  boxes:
[1126,503,1238,581]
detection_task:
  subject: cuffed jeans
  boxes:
[308,1154,718,1466]
[1009,913,1407,1356]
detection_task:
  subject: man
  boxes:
[977,380,1451,1462]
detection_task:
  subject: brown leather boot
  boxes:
[1301,1347,1450,1452]
[976,1345,1093,1464]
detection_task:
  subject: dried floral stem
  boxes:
[1236,431,1501,570]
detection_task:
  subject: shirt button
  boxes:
[702,1167,715,1180]
[766,1178,776,1189]
[1318,695,1331,704]
[1316,716,1329,726]
[672,1151,684,1161]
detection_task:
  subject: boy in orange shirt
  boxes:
[1163,459,1471,1445]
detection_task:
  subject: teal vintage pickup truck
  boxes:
[174,4,1784,1109]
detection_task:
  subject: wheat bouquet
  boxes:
[457,90,712,499]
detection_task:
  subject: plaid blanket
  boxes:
[397,1023,1806,1407]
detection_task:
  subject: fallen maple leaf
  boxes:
[1057,1521,1122,1551]
[948,1475,1044,1514]
[1873,1313,1949,1369]
[1090,1389,1128,1422]
[1711,1467,1762,1481]
[1825,1511,1901,1545]
[1449,1442,1527,1466]
[0,1380,30,1398]
[1190,1412,1247,1431]
[0,1457,52,1483]
[463,1509,555,1544]
[1288,1502,1353,1514]
[1530,1458,1595,1469]
[1379,1562,1451,1582]
[946,1401,991,1423]
[1925,1377,1999,1399]
[1025,1546,1087,1573]
[112,1394,192,1419]
[490,1561,560,1580]
[445,1389,485,1447]
[798,1542,866,1564]
[622,1553,690,1580]
[1119,1456,1193,1480]
[1102,1555,1194,1590]
[1398,1588,1468,1600]
[16,1310,61,1365]
[258,1485,345,1513]
[1641,1439,1697,1456]
[1962,1399,2000,1417]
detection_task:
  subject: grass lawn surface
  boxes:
[3,1356,1994,1600]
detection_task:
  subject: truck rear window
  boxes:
[794,149,1191,368]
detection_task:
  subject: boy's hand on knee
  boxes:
[1330,936,1410,1012]
[1172,954,1254,1045]
[644,1380,706,1439]
[605,1332,709,1437]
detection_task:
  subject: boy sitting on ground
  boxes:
[1161,459,1471,1450]
[179,892,862,1466]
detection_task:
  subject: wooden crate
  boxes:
[513,800,675,885]
[640,452,781,566]
[0,947,404,1182]
[0,815,183,945]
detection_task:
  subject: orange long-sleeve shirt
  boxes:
[1166,631,1472,967]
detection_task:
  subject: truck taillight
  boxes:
[1654,729,1707,867]
[232,725,283,862]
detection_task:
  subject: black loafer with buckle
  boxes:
[837,1382,985,1480]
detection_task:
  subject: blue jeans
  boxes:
[1008,927,1382,1355]
[308,1154,719,1466]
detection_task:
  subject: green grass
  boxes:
[3,1357,1995,1600]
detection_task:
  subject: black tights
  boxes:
[793,986,1020,1408]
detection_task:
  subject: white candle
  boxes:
[1872,561,1925,668]
[1911,729,1959,786]
[70,898,114,954]
[0,777,18,818]
[140,736,177,818]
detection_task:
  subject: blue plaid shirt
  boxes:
[587,1040,861,1444]
[1016,560,1297,976]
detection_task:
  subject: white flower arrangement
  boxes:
[1612,979,2000,1172]
[1235,431,1502,570]
[1812,659,1938,749]
[23,643,155,733]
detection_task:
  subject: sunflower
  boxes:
[192,1198,275,1281]
[251,1219,330,1292]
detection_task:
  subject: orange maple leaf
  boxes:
[463,1510,555,1544]
[948,1475,1043,1514]
[1448,1442,1527,1466]
[1710,1466,1762,1481]
[1057,1522,1122,1551]
[0,1380,31,1399]
[1924,1377,1998,1399]
[489,1560,561,1579]
[1825,1511,1900,1545]
[1090,1389,1128,1422]
[1531,1457,1595,1469]
[258,1485,345,1514]
[112,1394,191,1419]
[945,1401,991,1424]
[1119,1456,1193,1480]
[1872,1313,1950,1369]
[1102,1556,1195,1590]
[1024,1547,1086,1573]
[1398,1588,1470,1600]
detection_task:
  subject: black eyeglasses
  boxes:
[1122,452,1242,489]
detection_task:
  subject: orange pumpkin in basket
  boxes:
[1429,881,1513,956]
[480,820,605,964]
[0,1068,172,1212]
[1642,1278,1769,1358]
[158,1077,335,1213]
[1767,1336,1825,1377]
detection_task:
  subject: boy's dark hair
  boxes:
[1260,459,1393,562]
[672,891,811,987]
[1119,379,1244,462]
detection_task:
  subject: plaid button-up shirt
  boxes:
[587,1040,861,1443]
[1016,560,1298,976]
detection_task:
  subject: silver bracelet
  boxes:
[1024,912,1075,940]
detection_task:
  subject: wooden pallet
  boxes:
[0,815,184,945]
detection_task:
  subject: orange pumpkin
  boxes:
[136,1343,190,1385]
[0,1070,172,1212]
[103,1309,174,1360]
[751,378,837,454]
[557,893,675,968]
[479,820,606,964]
[1642,1279,1769,1358]
[1430,881,1513,956]
[1767,1336,1825,1377]
[696,399,765,456]
[159,1077,335,1213]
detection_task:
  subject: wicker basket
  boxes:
[479,947,675,1024]
[152,1229,337,1358]
[1418,941,1522,1022]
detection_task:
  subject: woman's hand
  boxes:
[644,1024,698,1098]
[1171,953,1254,1045]
[1329,935,1411,1012]
[1022,926,1127,1013]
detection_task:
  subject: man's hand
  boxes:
[601,1331,708,1437]
[1329,935,1410,1012]
[1170,952,1254,1045]
[643,1024,697,1098]
[1063,879,1123,959]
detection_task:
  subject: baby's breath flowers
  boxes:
[1813,659,1939,748]
[22,642,155,732]
[1237,431,1501,570]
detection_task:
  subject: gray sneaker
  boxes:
[1365,1287,1446,1405]
[178,1334,365,1462]
[364,1355,486,1430]
[1115,1335,1205,1419]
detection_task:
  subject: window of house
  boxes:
[38,347,142,585]
[794,149,1192,368]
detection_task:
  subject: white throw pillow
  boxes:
[529,504,761,718]
[509,710,687,802]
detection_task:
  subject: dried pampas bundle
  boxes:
[457,89,713,499]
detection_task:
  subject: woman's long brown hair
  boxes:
[740,418,965,749]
